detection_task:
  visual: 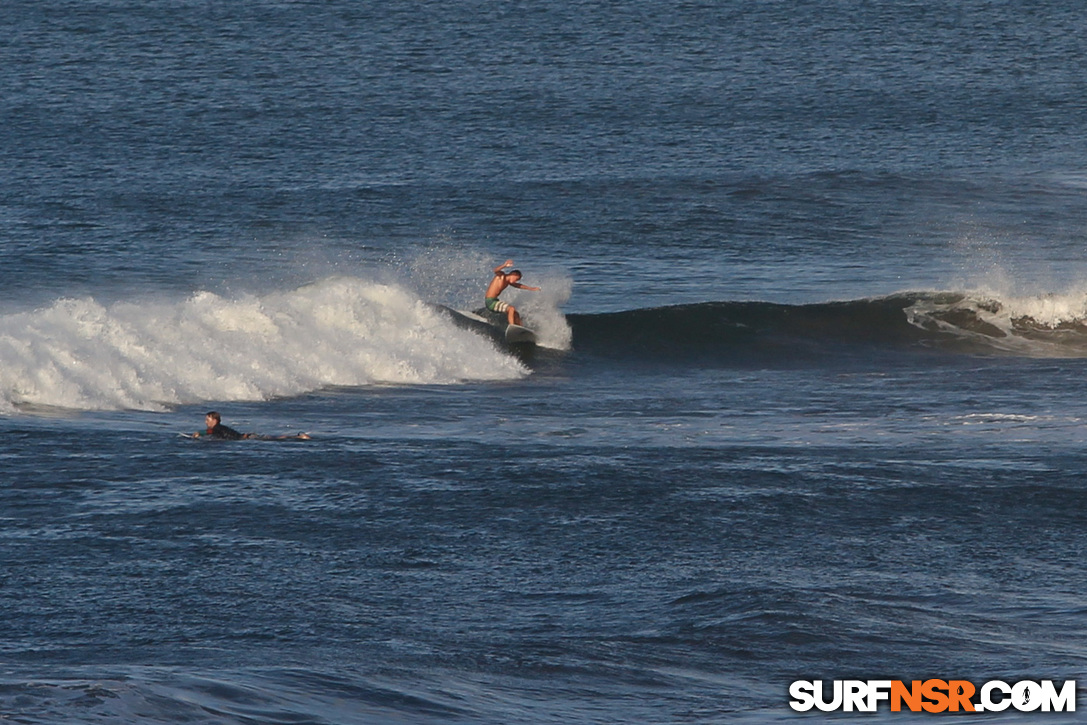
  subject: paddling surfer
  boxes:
[192,411,310,440]
[193,411,247,439]
[485,259,540,326]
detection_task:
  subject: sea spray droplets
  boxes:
[0,278,526,412]
[516,271,574,350]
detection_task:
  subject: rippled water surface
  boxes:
[3,0,1087,721]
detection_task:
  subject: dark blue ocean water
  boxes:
[3,1,1087,722]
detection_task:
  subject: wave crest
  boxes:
[906,291,1087,355]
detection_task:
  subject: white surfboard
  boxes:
[433,305,537,346]
[505,323,537,345]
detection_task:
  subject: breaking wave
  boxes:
[9,280,1084,414]
[0,277,527,413]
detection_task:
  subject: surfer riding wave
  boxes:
[485,259,540,327]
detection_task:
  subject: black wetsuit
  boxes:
[207,423,245,440]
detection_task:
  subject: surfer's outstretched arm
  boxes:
[494,259,514,274]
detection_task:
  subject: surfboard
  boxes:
[505,323,536,345]
[470,307,538,345]
[431,305,537,347]
[461,307,537,345]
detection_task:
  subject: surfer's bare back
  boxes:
[484,259,540,326]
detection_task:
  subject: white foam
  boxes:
[905,286,1087,356]
[509,272,574,350]
[994,290,1087,327]
[0,277,527,413]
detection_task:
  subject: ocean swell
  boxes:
[568,291,1087,363]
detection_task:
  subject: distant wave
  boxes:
[568,291,1087,363]
[0,277,526,413]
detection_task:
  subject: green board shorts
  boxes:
[485,297,510,313]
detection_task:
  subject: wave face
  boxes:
[569,291,1087,363]
[9,285,1085,413]
[0,277,526,413]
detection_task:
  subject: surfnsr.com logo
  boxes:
[789,679,1076,713]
